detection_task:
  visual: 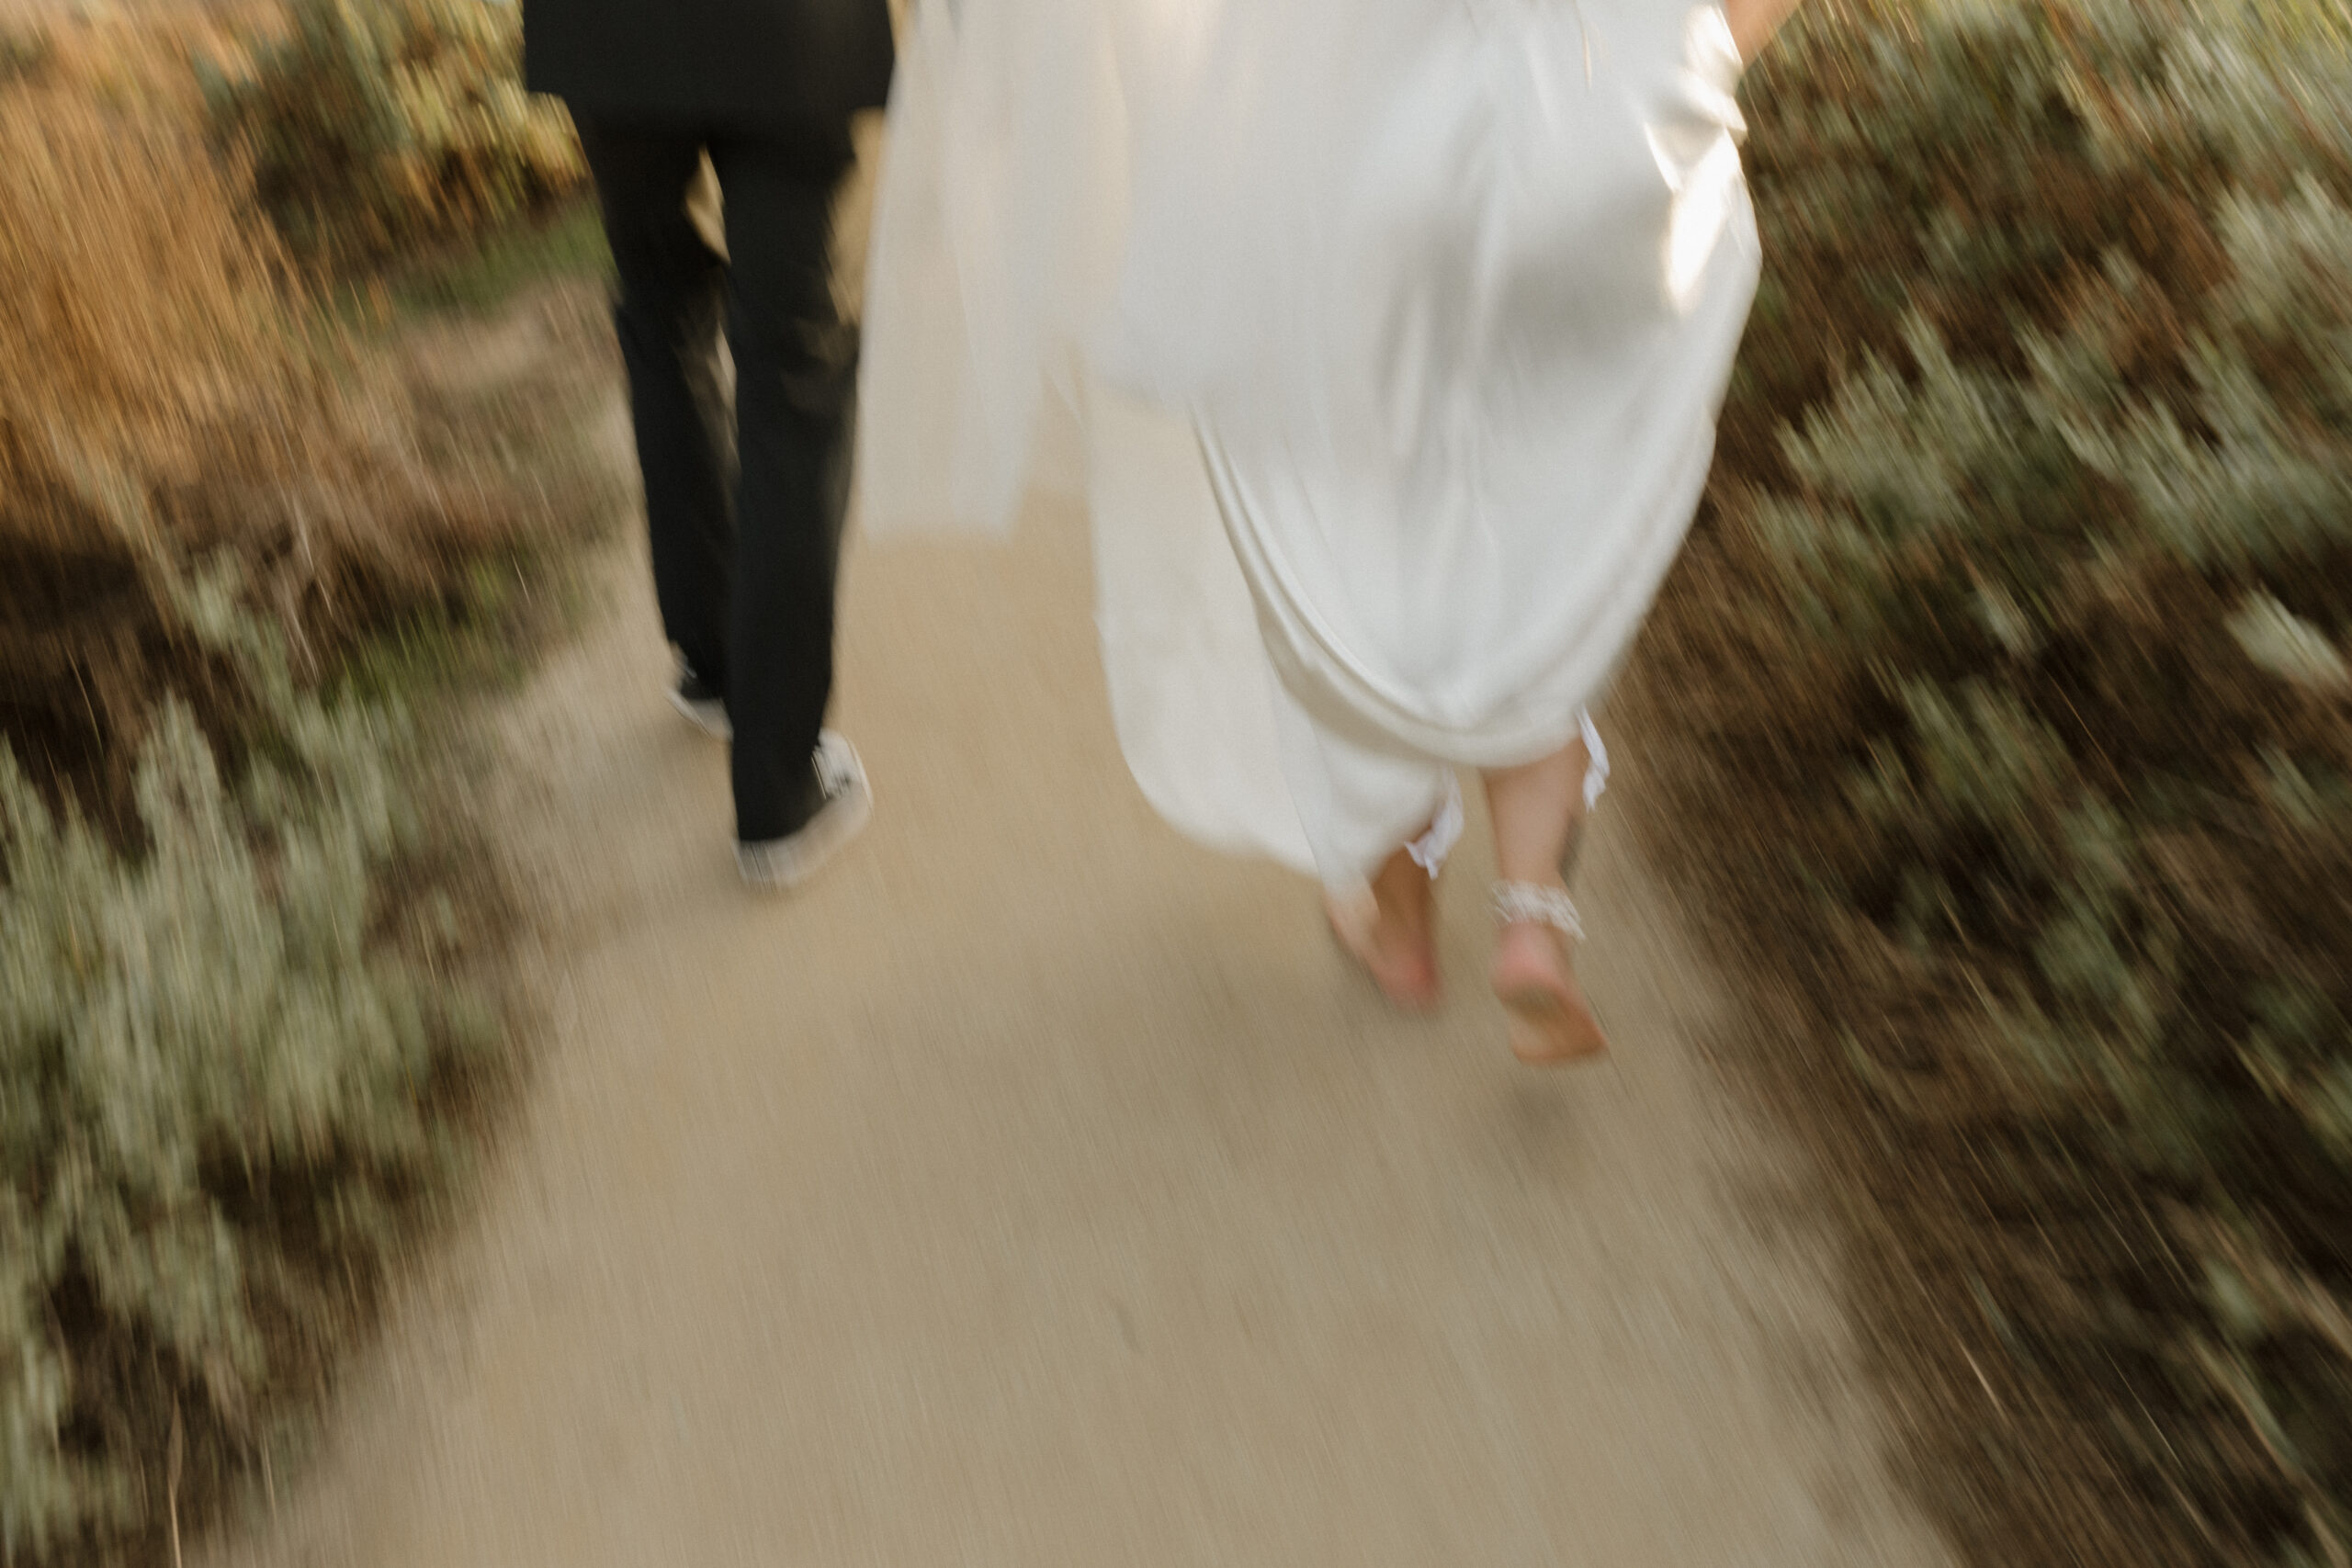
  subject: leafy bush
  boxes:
[4,67,571,1566]
[2,85,514,832]
[206,0,583,267]
[1,572,493,1562]
[1641,3,2352,1562]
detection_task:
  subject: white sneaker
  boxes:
[669,666,732,741]
[736,731,873,891]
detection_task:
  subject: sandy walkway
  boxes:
[199,380,1956,1563]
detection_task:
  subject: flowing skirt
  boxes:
[855,0,1759,897]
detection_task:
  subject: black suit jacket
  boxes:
[524,0,894,131]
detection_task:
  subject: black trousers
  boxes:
[577,118,857,843]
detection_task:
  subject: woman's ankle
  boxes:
[1371,846,1436,931]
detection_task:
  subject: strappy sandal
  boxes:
[1489,880,1609,1065]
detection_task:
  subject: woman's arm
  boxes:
[1723,0,1806,62]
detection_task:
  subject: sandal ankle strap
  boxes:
[1491,881,1585,941]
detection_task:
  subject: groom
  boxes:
[524,0,892,888]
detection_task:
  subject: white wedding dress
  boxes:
[855,0,1759,902]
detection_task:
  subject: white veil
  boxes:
[857,0,1323,869]
[856,0,1758,880]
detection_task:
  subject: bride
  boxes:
[857,0,1805,1064]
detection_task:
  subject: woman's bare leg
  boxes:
[1482,740,1609,1064]
[1724,0,1806,62]
[1326,844,1441,1010]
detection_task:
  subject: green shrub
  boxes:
[1649,2,2352,1562]
[207,0,584,268]
[0,570,492,1562]
[3,83,522,839]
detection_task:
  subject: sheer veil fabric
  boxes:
[856,0,1760,895]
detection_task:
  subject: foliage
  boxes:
[1645,2,2352,1562]
[0,572,492,1562]
[206,0,584,268]
[1,85,515,835]
[388,197,610,320]
[3,62,593,1565]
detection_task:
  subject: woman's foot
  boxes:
[1326,846,1441,1010]
[1488,883,1609,1066]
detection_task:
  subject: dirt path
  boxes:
[196,310,1954,1564]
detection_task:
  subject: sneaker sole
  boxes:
[739,773,873,892]
[669,689,732,741]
